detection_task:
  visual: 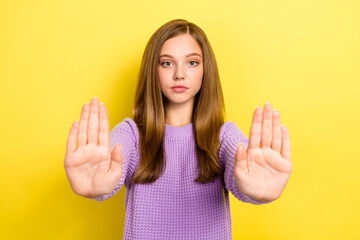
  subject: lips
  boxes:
[171,85,188,89]
[171,85,188,93]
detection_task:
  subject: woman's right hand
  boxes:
[64,97,123,198]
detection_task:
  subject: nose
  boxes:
[174,64,185,80]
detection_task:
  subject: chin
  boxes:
[162,92,196,105]
[169,97,194,105]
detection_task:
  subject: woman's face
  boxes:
[158,33,203,107]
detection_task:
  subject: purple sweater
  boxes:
[89,118,272,239]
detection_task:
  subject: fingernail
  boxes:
[265,101,270,105]
[100,102,104,105]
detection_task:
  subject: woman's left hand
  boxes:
[234,102,292,202]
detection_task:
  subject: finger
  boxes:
[280,125,291,161]
[260,102,273,148]
[110,144,123,171]
[248,106,262,150]
[66,120,79,155]
[99,102,110,149]
[235,143,248,173]
[88,97,100,145]
[78,103,90,147]
[271,109,282,152]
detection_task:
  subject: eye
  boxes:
[188,60,199,67]
[161,61,172,67]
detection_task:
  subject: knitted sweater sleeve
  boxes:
[88,118,137,202]
[219,121,273,205]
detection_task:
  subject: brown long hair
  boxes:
[131,19,226,184]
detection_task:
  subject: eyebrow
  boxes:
[159,53,202,58]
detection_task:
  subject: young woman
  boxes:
[64,19,292,239]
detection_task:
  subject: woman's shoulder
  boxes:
[219,120,246,140]
[111,117,140,142]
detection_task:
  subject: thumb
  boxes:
[235,143,248,173]
[110,143,123,171]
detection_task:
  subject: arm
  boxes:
[220,122,273,205]
[88,119,137,202]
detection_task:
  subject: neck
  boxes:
[164,99,194,127]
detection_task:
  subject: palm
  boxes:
[65,144,114,195]
[234,102,292,202]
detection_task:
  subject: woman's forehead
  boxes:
[160,35,202,57]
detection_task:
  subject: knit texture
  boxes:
[89,117,272,239]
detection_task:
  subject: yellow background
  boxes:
[1,0,359,239]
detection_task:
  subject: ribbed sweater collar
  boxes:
[164,122,193,137]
